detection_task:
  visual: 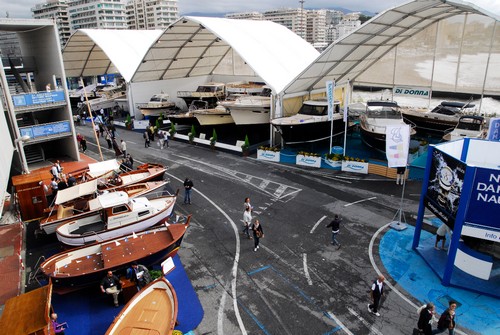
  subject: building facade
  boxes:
[225,12,263,20]
[67,0,127,32]
[31,0,71,47]
[126,0,178,29]
[263,8,307,40]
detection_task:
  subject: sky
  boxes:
[3,0,499,19]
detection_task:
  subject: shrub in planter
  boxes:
[241,134,250,155]
[189,125,196,143]
[169,123,176,137]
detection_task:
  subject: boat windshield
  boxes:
[366,106,401,119]
[150,96,162,102]
[196,86,221,93]
[457,117,483,131]
[298,103,328,116]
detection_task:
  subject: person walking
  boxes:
[396,166,407,185]
[435,223,452,250]
[242,206,252,239]
[183,177,194,204]
[105,132,112,149]
[158,130,165,149]
[80,136,87,153]
[251,219,264,252]
[143,130,150,148]
[94,123,100,138]
[120,139,127,157]
[368,274,385,317]
[434,301,457,335]
[244,197,253,212]
[417,302,436,335]
[100,271,123,307]
[126,153,134,168]
[326,214,342,249]
[164,130,170,148]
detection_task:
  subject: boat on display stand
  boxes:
[442,115,486,141]
[219,87,272,125]
[177,82,226,109]
[41,217,190,288]
[105,277,178,335]
[55,191,177,246]
[402,100,477,135]
[40,180,169,235]
[137,93,179,117]
[359,100,417,153]
[271,99,346,145]
[191,100,234,126]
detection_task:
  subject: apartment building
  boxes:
[263,8,307,40]
[225,12,264,20]
[67,0,127,32]
[306,9,326,49]
[126,0,178,29]
[31,0,72,47]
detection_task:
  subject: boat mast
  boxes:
[80,77,104,161]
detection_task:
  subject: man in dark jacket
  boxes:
[100,271,123,307]
[417,302,435,335]
[326,214,342,249]
[183,177,194,204]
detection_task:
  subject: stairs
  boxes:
[23,144,45,164]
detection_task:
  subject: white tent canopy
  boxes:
[132,16,319,94]
[63,29,164,82]
[282,0,500,98]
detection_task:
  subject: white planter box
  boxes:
[257,149,280,162]
[324,159,342,169]
[296,154,321,168]
[341,160,369,174]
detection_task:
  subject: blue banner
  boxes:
[487,117,500,141]
[19,121,71,139]
[466,167,500,230]
[12,90,66,107]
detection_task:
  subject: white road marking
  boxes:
[302,253,313,286]
[326,312,354,335]
[310,215,327,234]
[347,307,384,335]
[344,197,377,207]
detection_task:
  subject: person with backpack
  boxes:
[434,301,457,334]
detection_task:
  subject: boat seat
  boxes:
[73,199,88,212]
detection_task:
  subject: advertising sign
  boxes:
[425,150,466,229]
[19,121,71,139]
[341,161,369,174]
[257,150,280,162]
[326,80,335,121]
[465,168,500,233]
[12,91,65,107]
[487,117,500,141]
[385,124,410,168]
[393,86,430,97]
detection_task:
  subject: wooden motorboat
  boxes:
[41,219,190,287]
[55,191,177,246]
[138,93,178,117]
[105,277,178,335]
[0,281,53,335]
[402,101,477,135]
[271,99,348,144]
[442,115,486,141]
[40,180,169,235]
[225,81,266,95]
[359,100,417,152]
[177,82,225,108]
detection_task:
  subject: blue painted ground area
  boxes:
[380,227,500,335]
[51,254,203,335]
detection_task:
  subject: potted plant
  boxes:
[241,134,250,156]
[125,114,132,130]
[324,152,344,169]
[188,125,196,144]
[210,129,217,150]
[169,122,176,138]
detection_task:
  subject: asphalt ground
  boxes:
[37,123,481,335]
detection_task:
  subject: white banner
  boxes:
[343,82,349,122]
[326,80,335,121]
[385,124,410,168]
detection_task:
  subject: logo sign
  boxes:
[326,80,335,121]
[257,150,280,162]
[393,86,430,97]
[462,223,500,242]
[296,155,321,168]
[12,91,65,107]
[385,124,410,168]
[341,161,368,174]
[487,117,500,141]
